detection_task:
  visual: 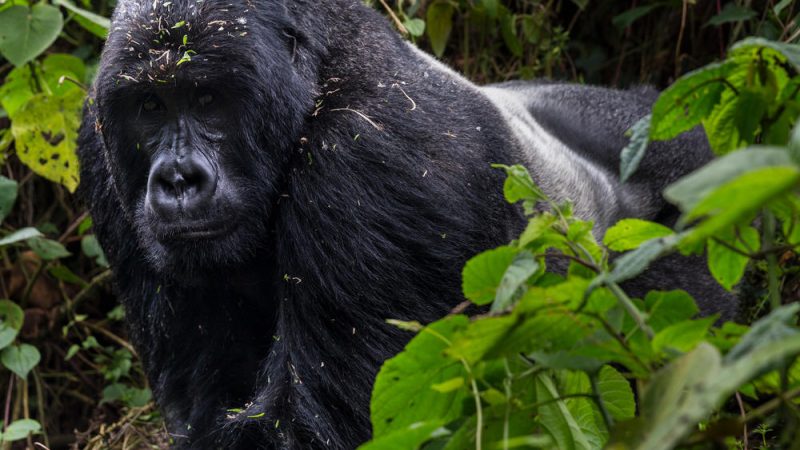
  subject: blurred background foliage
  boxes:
[0,0,796,448]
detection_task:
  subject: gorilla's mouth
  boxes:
[154,220,236,242]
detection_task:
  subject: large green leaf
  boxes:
[462,246,518,305]
[707,226,760,290]
[603,218,673,252]
[683,166,800,244]
[371,316,469,437]
[0,5,63,66]
[664,147,794,213]
[358,422,447,450]
[730,37,800,74]
[596,366,635,421]
[650,62,733,140]
[52,0,109,38]
[10,90,82,192]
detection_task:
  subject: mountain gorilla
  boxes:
[77,0,736,448]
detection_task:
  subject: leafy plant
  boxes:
[362,37,800,450]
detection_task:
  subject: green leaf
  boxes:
[705,3,757,27]
[499,10,522,57]
[462,246,518,305]
[519,213,558,247]
[371,316,469,437]
[774,0,793,16]
[597,366,635,421]
[603,234,681,285]
[0,5,63,66]
[703,88,769,155]
[10,90,83,192]
[1,419,41,443]
[481,0,499,18]
[683,166,800,244]
[652,317,715,355]
[52,0,109,38]
[603,218,673,252]
[41,53,87,96]
[491,251,538,313]
[1,343,40,378]
[644,290,699,332]
[0,176,18,224]
[403,18,425,37]
[707,226,759,290]
[612,5,660,29]
[426,1,454,58]
[48,264,87,286]
[535,373,594,450]
[27,237,70,260]
[0,227,42,246]
[0,300,24,350]
[616,305,800,450]
[650,62,733,140]
[81,235,109,267]
[358,422,448,450]
[730,37,800,74]
[0,64,37,117]
[664,147,794,213]
[492,164,546,204]
[619,114,651,182]
[621,343,722,450]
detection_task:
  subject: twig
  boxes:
[330,107,384,131]
[378,0,408,35]
[675,0,689,78]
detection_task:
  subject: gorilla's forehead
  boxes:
[104,0,258,85]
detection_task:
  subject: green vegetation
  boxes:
[1,0,800,448]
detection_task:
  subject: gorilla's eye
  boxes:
[198,93,214,106]
[142,96,163,112]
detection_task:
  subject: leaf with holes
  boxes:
[11,90,82,192]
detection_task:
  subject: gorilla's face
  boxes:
[92,1,315,276]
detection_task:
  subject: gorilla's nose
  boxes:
[147,153,217,219]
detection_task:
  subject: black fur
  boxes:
[77,0,736,448]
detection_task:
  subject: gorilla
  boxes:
[77,0,735,448]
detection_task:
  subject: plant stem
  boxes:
[462,359,483,450]
[608,282,654,339]
[590,373,614,430]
